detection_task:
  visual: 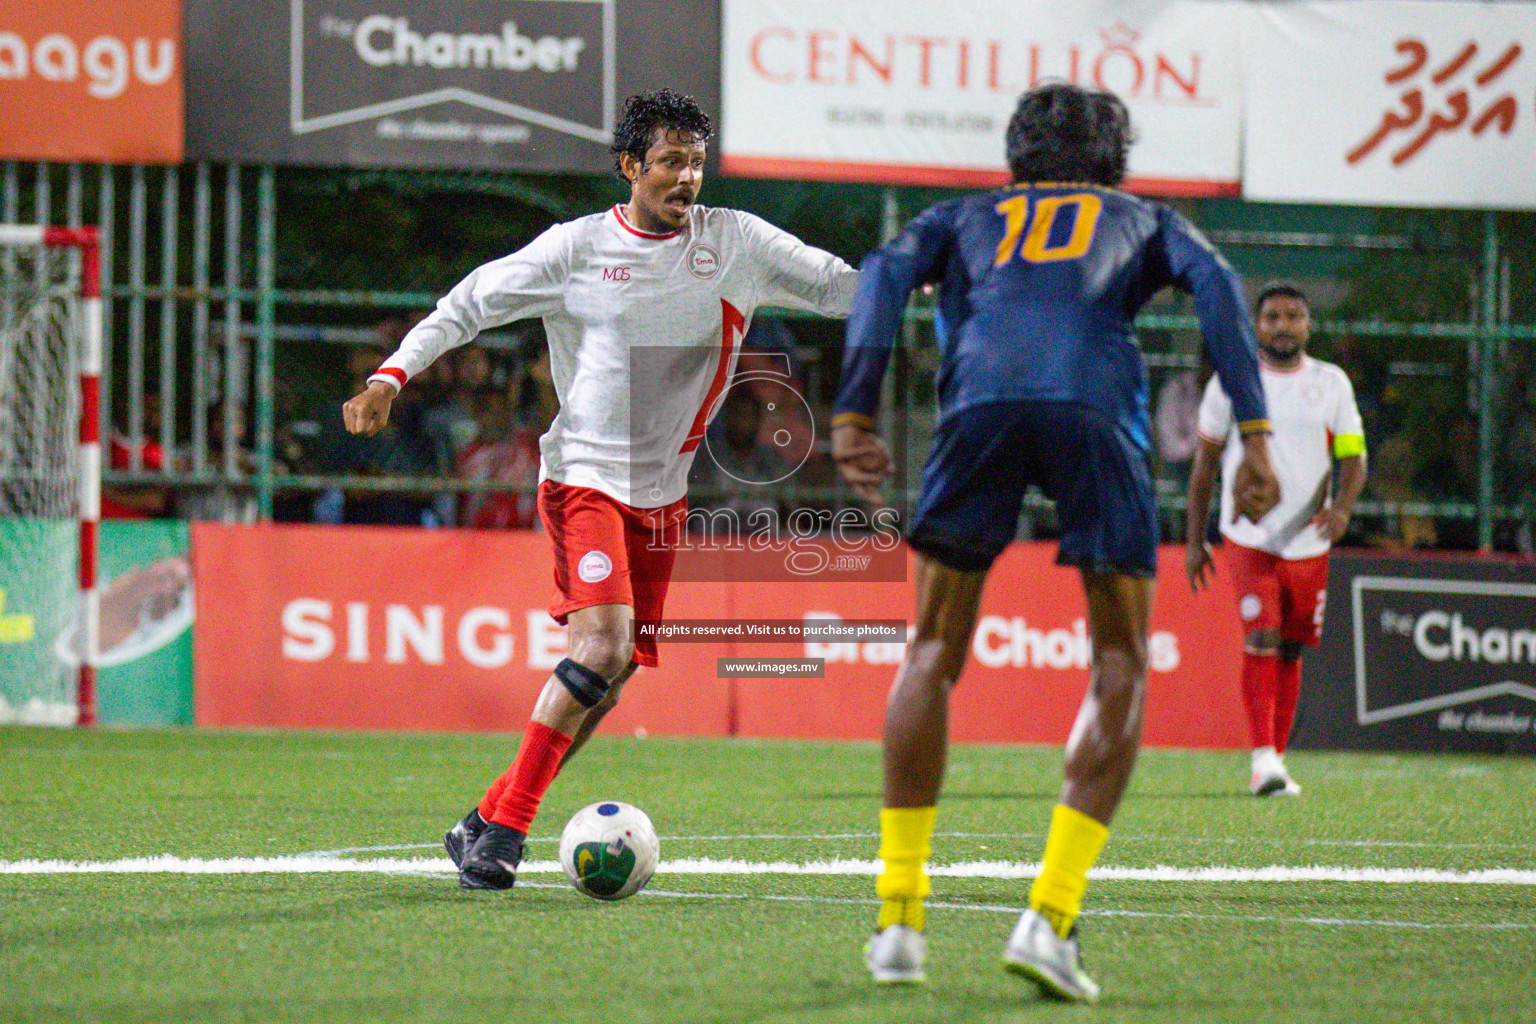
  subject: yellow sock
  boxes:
[1028,804,1110,938]
[875,806,937,931]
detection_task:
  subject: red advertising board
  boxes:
[192,523,1248,747]
[0,0,184,163]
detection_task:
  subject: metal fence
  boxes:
[2,160,1534,551]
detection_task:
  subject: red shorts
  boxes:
[1221,541,1330,648]
[538,480,686,668]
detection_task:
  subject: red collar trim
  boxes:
[612,205,680,240]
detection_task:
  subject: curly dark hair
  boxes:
[610,89,714,179]
[1005,83,1134,187]
[1254,281,1309,315]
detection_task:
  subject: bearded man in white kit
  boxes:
[342,89,859,891]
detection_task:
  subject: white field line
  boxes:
[5,855,1536,886]
[301,830,1536,859]
[360,876,1536,932]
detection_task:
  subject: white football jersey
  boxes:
[1198,356,1364,560]
[371,204,858,507]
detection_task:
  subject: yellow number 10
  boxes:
[993,193,1103,267]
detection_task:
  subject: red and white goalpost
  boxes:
[0,225,101,726]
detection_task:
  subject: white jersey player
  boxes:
[366,201,852,508]
[342,90,857,892]
[1185,283,1367,797]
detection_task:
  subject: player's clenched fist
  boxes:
[1232,433,1282,525]
[832,421,895,504]
[342,381,396,436]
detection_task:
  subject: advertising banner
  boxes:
[0,519,192,727]
[1243,1,1536,209]
[0,0,183,163]
[193,523,1249,747]
[729,541,1248,747]
[721,0,1244,194]
[1294,554,1536,755]
[91,521,195,726]
[184,0,720,172]
[192,522,736,734]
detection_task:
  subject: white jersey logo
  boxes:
[577,550,613,583]
[687,243,721,279]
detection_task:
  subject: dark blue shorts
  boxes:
[907,401,1157,577]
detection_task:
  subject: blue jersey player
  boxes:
[835,84,1282,1000]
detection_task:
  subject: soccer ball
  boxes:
[558,801,660,901]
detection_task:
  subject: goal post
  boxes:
[0,225,101,727]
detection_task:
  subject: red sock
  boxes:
[1240,652,1278,750]
[479,722,574,832]
[1274,658,1302,755]
[478,775,510,821]
[477,756,545,818]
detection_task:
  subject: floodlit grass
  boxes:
[2,727,1533,1023]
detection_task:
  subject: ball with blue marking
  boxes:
[558,801,660,901]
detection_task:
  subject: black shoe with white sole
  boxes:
[445,807,487,869]
[459,822,526,891]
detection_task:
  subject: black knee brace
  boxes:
[554,658,610,709]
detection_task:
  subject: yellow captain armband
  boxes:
[831,411,876,430]
[1237,418,1272,436]
[1333,432,1366,459]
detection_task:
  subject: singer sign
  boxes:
[721,0,1243,194]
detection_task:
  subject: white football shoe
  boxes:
[864,924,927,985]
[1250,746,1287,797]
[1276,755,1302,796]
[1002,908,1101,1003]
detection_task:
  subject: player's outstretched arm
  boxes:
[1157,209,1270,443]
[367,224,570,395]
[737,211,860,318]
[342,380,396,437]
[830,203,955,470]
[1184,437,1224,592]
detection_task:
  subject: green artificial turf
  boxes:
[1,727,1533,1023]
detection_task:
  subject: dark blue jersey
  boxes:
[832,184,1269,450]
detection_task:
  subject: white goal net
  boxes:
[0,238,84,725]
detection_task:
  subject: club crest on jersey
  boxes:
[686,244,721,280]
[578,551,613,583]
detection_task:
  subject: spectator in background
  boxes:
[1154,369,1201,484]
[514,341,559,437]
[103,393,169,518]
[1362,433,1437,550]
[173,400,260,523]
[1415,414,1480,549]
[1502,369,1536,554]
[1154,367,1202,542]
[425,345,494,473]
[424,345,499,523]
[689,387,784,517]
[730,319,845,515]
[1327,335,1389,440]
[309,342,440,526]
[456,385,541,529]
